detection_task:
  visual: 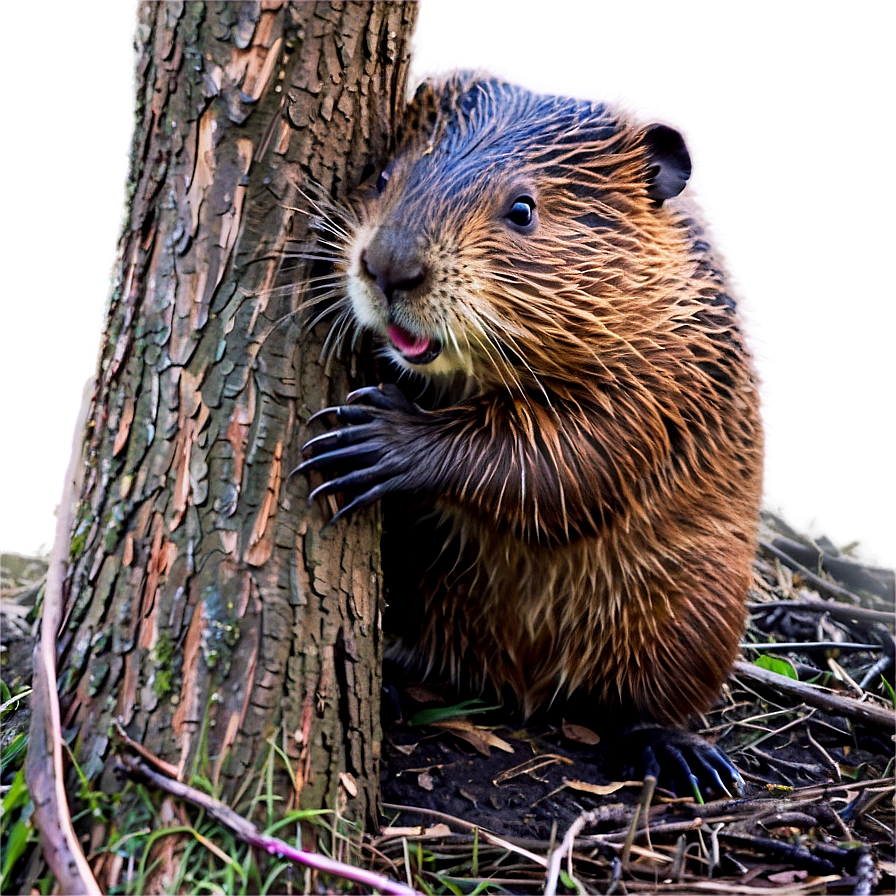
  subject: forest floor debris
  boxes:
[377,513,895,894]
[2,512,893,894]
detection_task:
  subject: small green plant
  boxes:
[0,678,36,893]
[753,654,798,679]
[408,699,502,726]
[1,769,35,892]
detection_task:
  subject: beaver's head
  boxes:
[339,74,693,390]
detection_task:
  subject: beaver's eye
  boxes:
[506,196,536,228]
[376,169,390,193]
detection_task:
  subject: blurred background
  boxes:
[2,1,893,567]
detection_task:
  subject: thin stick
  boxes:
[119,754,418,896]
[741,641,879,652]
[544,808,601,896]
[112,720,181,779]
[729,708,816,754]
[380,803,547,867]
[747,599,894,627]
[621,775,656,865]
[758,541,871,606]
[732,660,895,731]
[806,727,841,781]
[24,381,101,896]
[859,655,894,689]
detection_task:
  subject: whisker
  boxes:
[458,304,525,400]
[489,325,554,412]
[306,296,348,333]
[279,251,343,265]
[320,308,354,369]
[288,182,360,240]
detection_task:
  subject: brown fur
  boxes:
[306,74,763,730]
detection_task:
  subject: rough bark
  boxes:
[46,0,417,876]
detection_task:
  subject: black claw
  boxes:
[664,743,691,782]
[330,481,394,522]
[308,479,338,505]
[308,404,374,426]
[311,463,395,504]
[308,405,341,425]
[346,385,395,407]
[302,423,378,456]
[691,740,742,796]
[705,765,731,799]
[297,442,384,474]
[705,747,741,795]
[337,404,377,424]
[346,383,415,413]
[295,384,416,522]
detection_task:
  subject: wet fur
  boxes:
[306,74,763,731]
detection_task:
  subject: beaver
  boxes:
[296,74,763,796]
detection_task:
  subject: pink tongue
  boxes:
[387,323,430,357]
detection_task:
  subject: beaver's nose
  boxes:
[361,229,427,305]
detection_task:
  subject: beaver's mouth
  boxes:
[387,323,443,365]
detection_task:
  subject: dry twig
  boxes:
[759,540,869,606]
[748,599,895,628]
[733,660,895,731]
[119,754,418,895]
[23,383,100,896]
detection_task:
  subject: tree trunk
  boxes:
[51,0,416,878]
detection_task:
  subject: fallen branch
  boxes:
[733,660,895,731]
[759,540,870,606]
[119,754,417,896]
[717,831,837,875]
[747,599,895,628]
[760,525,894,602]
[380,802,548,868]
[741,641,880,653]
[24,382,100,896]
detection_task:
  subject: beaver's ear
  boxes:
[642,124,691,203]
[396,81,440,147]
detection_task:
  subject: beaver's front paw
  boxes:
[622,727,744,802]
[292,384,420,522]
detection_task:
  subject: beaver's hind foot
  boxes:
[622,727,743,803]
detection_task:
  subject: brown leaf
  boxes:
[404,685,445,704]
[432,718,514,755]
[459,787,479,807]
[380,823,453,839]
[767,869,808,884]
[339,772,358,798]
[416,771,435,791]
[561,720,601,745]
[565,778,632,796]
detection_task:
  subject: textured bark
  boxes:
[51,0,417,870]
